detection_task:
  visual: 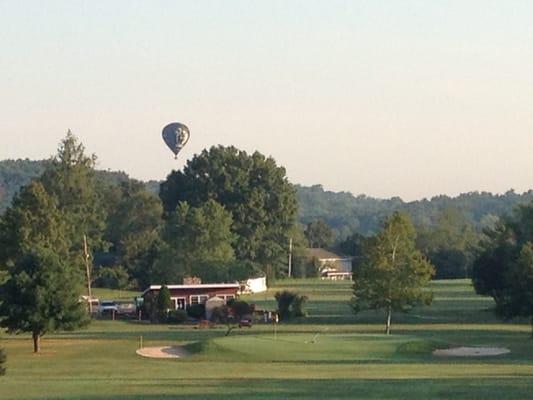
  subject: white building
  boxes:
[307,248,353,280]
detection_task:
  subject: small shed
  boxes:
[205,296,226,320]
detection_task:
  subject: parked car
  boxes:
[117,303,137,318]
[98,300,119,315]
[239,315,253,328]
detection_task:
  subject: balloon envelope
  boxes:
[162,122,190,157]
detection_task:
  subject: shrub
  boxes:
[227,299,252,320]
[275,290,308,321]
[187,304,205,320]
[167,309,187,324]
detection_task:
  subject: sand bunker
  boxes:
[433,346,510,357]
[136,346,190,359]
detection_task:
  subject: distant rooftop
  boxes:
[142,283,240,296]
[307,248,350,260]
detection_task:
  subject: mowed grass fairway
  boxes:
[1,280,532,399]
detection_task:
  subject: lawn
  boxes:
[0,279,531,399]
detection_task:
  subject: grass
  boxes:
[0,279,531,399]
[91,288,139,301]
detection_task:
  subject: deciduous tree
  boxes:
[161,199,235,282]
[352,212,435,334]
[305,219,334,248]
[472,202,533,336]
[275,290,308,321]
[102,180,163,287]
[160,146,297,278]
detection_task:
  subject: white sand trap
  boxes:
[433,346,510,357]
[136,346,190,359]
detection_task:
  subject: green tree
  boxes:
[93,265,133,289]
[275,290,308,321]
[352,212,435,334]
[38,131,106,269]
[305,219,334,248]
[503,243,533,336]
[416,207,480,279]
[472,202,533,336]
[0,248,88,352]
[161,199,235,282]
[156,285,172,322]
[102,180,163,287]
[0,181,68,269]
[0,159,48,214]
[160,146,297,278]
[288,224,311,278]
[339,232,367,257]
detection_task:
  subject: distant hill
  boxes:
[2,159,532,238]
[297,184,533,237]
[0,159,159,213]
[0,159,48,213]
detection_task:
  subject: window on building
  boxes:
[190,295,209,305]
[171,298,186,309]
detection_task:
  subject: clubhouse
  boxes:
[141,283,240,310]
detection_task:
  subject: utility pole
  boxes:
[288,237,293,278]
[83,234,93,315]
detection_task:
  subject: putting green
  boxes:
[202,333,436,362]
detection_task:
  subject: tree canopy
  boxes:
[472,202,533,336]
[416,207,480,279]
[0,181,68,269]
[158,199,236,283]
[304,219,334,248]
[160,146,297,278]
[100,180,163,288]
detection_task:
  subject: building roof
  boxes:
[307,248,350,260]
[142,283,240,296]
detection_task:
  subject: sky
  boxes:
[1,1,532,201]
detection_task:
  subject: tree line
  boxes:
[0,132,302,352]
[0,133,302,287]
[3,157,531,281]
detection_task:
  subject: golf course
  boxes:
[0,279,531,399]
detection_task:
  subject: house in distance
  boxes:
[308,248,353,280]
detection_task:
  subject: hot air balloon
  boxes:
[162,122,190,159]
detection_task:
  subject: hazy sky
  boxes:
[1,1,532,200]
